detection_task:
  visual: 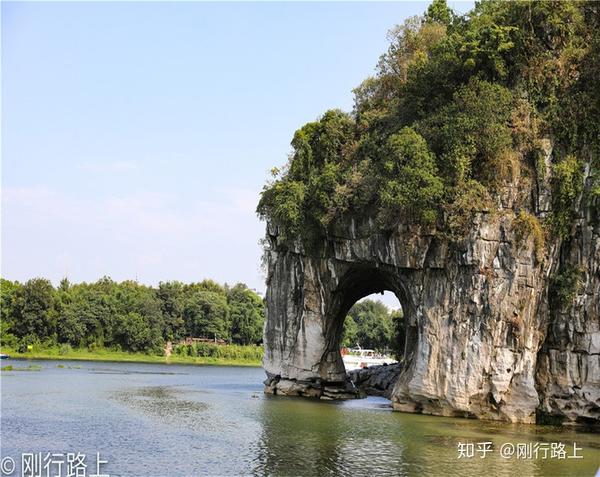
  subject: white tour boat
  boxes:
[341,346,396,371]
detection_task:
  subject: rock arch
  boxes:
[262,212,538,422]
[262,194,599,424]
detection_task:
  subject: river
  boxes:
[1,360,598,476]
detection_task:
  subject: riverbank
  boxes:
[1,346,263,367]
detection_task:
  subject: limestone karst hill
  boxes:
[257,0,599,425]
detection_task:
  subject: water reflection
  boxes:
[251,395,600,477]
[252,397,426,476]
[252,397,351,475]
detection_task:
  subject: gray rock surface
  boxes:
[348,364,403,398]
[261,150,599,426]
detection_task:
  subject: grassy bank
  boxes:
[1,344,263,367]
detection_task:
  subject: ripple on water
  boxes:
[110,386,211,430]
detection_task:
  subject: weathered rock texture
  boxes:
[348,363,403,398]
[535,162,600,425]
[262,149,599,426]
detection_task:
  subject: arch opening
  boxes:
[324,267,418,383]
[341,291,402,357]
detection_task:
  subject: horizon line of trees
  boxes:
[0,277,265,354]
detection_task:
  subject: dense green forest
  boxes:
[0,277,265,354]
[0,277,400,355]
[258,0,599,248]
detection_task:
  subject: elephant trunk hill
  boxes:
[258,1,599,426]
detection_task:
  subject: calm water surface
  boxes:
[1,360,599,476]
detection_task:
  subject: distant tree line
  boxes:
[0,277,265,354]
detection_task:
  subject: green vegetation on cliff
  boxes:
[258,0,599,246]
[514,210,545,263]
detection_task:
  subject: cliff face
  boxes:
[262,150,599,425]
[535,161,600,424]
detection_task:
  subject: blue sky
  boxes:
[2,1,473,299]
